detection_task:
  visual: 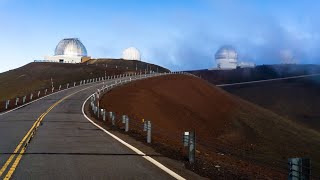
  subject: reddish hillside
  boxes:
[223,75,320,132]
[100,74,320,178]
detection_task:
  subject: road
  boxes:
[0,76,185,180]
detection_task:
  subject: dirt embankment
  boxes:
[223,76,320,132]
[100,74,320,179]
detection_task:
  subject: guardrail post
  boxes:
[146,121,151,143]
[122,115,129,132]
[111,112,115,126]
[97,107,100,118]
[22,96,26,104]
[30,93,33,100]
[15,98,19,106]
[288,158,310,180]
[183,131,196,163]
[5,100,10,109]
[102,109,106,121]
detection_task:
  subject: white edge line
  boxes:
[81,93,186,180]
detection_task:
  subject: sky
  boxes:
[1,0,320,72]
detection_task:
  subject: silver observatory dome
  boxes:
[54,38,87,57]
[215,45,238,60]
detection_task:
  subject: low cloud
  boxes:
[145,1,320,70]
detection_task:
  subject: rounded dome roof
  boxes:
[54,38,87,57]
[215,45,238,60]
[122,47,141,60]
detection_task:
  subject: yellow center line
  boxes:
[0,85,94,180]
[0,113,45,177]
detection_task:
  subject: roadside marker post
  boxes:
[146,121,152,143]
[125,116,129,132]
[74,82,76,87]
[112,114,115,126]
[67,83,69,89]
[59,85,61,91]
[30,93,33,100]
[15,98,19,106]
[45,89,48,95]
[288,158,311,180]
[102,109,106,121]
[37,91,40,97]
[5,100,10,109]
[22,96,26,104]
[122,115,129,132]
[109,112,115,126]
[185,131,196,164]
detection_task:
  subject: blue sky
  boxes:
[1,0,320,72]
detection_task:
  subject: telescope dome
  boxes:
[54,38,87,57]
[122,47,141,60]
[215,45,238,69]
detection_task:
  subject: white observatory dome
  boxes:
[122,47,141,60]
[215,45,238,69]
[54,38,87,57]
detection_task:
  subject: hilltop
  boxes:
[0,59,169,102]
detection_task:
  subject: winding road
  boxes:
[0,76,189,180]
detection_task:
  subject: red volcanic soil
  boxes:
[222,75,320,132]
[100,74,320,179]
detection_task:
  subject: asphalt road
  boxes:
[0,77,180,180]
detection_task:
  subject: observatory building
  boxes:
[122,47,141,61]
[44,38,90,63]
[215,45,238,69]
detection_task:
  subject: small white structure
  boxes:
[122,47,141,60]
[215,45,238,69]
[280,49,297,64]
[238,62,256,68]
[44,38,90,63]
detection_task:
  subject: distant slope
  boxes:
[188,64,320,85]
[0,60,170,101]
[223,75,320,132]
[100,74,320,178]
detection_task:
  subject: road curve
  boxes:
[0,77,182,180]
